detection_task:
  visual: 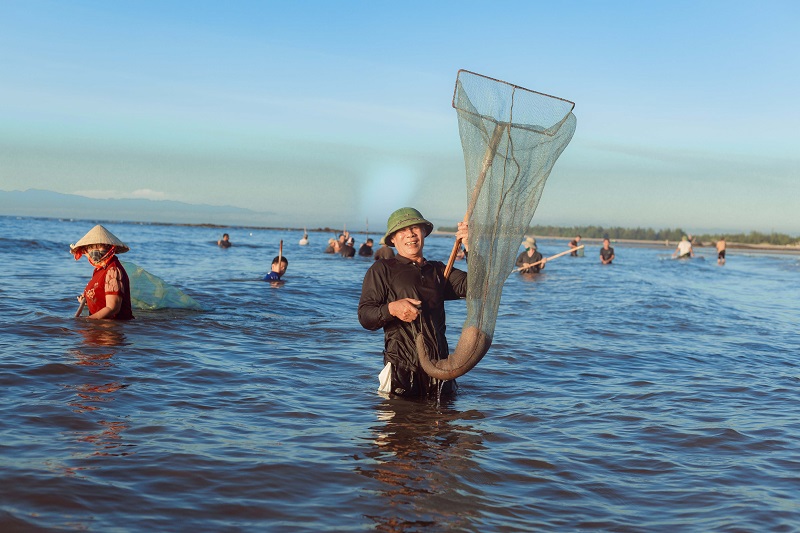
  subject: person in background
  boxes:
[217,233,232,248]
[358,207,469,399]
[358,238,374,257]
[263,256,288,281]
[299,231,309,246]
[333,233,346,254]
[569,235,582,256]
[716,237,726,265]
[373,237,395,261]
[340,237,356,258]
[515,236,546,274]
[600,238,615,265]
[337,230,351,251]
[673,235,694,259]
[324,238,336,254]
[71,224,134,320]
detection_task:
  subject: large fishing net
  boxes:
[122,261,204,311]
[419,70,576,380]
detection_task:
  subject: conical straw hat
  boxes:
[70,225,130,254]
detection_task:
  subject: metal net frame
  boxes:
[419,70,576,380]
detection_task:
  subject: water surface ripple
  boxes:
[1,217,799,531]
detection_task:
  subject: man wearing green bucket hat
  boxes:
[358,207,469,398]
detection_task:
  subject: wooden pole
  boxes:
[74,297,86,317]
[514,245,584,272]
[444,121,507,279]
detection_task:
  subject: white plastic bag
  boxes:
[378,362,392,393]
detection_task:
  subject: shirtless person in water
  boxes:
[716,238,726,265]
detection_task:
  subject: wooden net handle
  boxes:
[444,122,506,279]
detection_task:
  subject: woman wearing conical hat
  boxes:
[71,225,134,320]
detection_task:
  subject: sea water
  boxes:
[1,216,798,532]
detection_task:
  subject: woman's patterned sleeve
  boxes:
[105,266,124,296]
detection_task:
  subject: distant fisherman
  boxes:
[600,238,615,265]
[71,225,134,320]
[673,235,694,259]
[373,237,395,261]
[358,238,374,258]
[569,235,582,256]
[218,233,232,248]
[716,237,726,265]
[264,255,288,281]
[340,237,356,258]
[515,236,546,274]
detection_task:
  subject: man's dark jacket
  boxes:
[358,255,467,377]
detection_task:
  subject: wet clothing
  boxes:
[358,255,468,398]
[600,246,615,264]
[374,246,395,261]
[340,244,355,258]
[570,239,580,256]
[676,240,693,258]
[516,250,544,274]
[83,256,134,320]
[263,271,281,281]
[218,240,231,248]
[358,244,374,257]
[718,249,726,260]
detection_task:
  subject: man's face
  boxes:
[273,261,287,275]
[392,224,425,259]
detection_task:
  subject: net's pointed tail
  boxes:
[416,326,493,381]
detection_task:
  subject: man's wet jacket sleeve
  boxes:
[358,261,394,331]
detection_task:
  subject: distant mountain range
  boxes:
[0,189,274,227]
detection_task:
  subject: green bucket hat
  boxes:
[384,207,434,247]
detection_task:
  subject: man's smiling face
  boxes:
[392,224,425,261]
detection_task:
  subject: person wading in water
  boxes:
[71,225,134,320]
[358,207,469,399]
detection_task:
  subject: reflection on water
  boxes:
[69,382,127,413]
[72,321,128,348]
[67,322,134,459]
[360,398,487,532]
[73,418,131,458]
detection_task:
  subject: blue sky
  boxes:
[1,1,798,234]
